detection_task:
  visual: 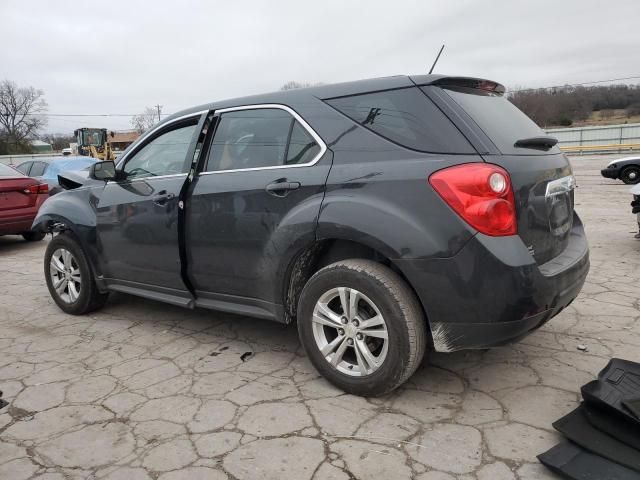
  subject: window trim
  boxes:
[115,110,207,173]
[200,104,327,175]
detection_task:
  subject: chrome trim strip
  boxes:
[545,175,576,197]
[116,110,208,169]
[200,103,327,175]
[106,173,187,185]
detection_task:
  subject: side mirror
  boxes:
[89,161,117,181]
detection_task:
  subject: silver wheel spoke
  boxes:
[361,328,388,340]
[313,302,342,328]
[55,278,68,296]
[70,267,81,283]
[338,287,350,319]
[330,337,349,366]
[62,249,72,267]
[358,315,384,329]
[50,256,65,273]
[354,339,371,375]
[320,334,345,357]
[348,289,359,320]
[355,338,378,371]
[68,280,79,302]
[53,276,65,290]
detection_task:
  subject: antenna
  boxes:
[428,44,445,74]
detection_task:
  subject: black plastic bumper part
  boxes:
[538,442,640,480]
[581,359,640,428]
[552,404,640,472]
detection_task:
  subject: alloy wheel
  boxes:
[311,287,389,377]
[49,248,82,304]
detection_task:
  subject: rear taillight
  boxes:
[429,163,517,236]
[24,184,49,194]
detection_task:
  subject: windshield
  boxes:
[0,163,23,178]
[441,87,556,155]
[80,129,104,146]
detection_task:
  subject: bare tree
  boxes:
[41,133,75,151]
[0,80,48,154]
[280,81,324,91]
[130,107,159,133]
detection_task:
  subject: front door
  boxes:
[186,106,330,308]
[96,115,202,297]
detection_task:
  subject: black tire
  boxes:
[22,231,46,242]
[44,233,108,315]
[297,259,427,396]
[621,166,640,185]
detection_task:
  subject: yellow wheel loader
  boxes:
[74,128,115,161]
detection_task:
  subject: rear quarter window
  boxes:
[325,87,475,154]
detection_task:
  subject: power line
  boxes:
[24,113,172,117]
[508,75,640,93]
[14,75,640,117]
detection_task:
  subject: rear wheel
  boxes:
[621,166,640,184]
[44,234,108,314]
[22,231,45,242]
[297,259,426,396]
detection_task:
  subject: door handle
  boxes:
[265,181,300,197]
[152,190,175,206]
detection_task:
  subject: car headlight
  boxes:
[610,164,616,168]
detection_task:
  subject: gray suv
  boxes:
[34,75,589,396]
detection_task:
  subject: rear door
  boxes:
[95,113,204,300]
[425,84,575,264]
[186,105,330,309]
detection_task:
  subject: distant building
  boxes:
[109,130,141,151]
[31,139,53,153]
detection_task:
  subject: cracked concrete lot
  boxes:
[0,154,638,480]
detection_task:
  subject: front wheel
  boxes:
[621,166,640,184]
[297,259,427,396]
[44,234,109,315]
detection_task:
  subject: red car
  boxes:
[0,163,48,241]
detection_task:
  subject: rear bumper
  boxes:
[0,214,38,235]
[0,195,46,236]
[395,215,589,352]
[600,167,619,179]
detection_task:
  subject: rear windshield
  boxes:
[325,87,474,154]
[441,87,553,155]
[0,163,23,177]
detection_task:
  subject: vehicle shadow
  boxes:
[0,235,49,256]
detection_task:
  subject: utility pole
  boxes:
[155,104,163,122]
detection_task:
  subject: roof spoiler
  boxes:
[412,75,506,96]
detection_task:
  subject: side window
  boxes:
[16,162,32,175]
[286,121,321,165]
[123,123,197,179]
[29,162,48,177]
[325,87,474,154]
[206,108,321,172]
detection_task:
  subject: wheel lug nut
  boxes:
[356,333,363,340]
[352,319,359,327]
[340,317,348,324]
[347,338,354,345]
[338,329,345,336]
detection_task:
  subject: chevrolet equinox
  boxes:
[34,75,589,396]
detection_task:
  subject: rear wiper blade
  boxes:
[514,136,558,150]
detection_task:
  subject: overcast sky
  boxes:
[2,0,639,133]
